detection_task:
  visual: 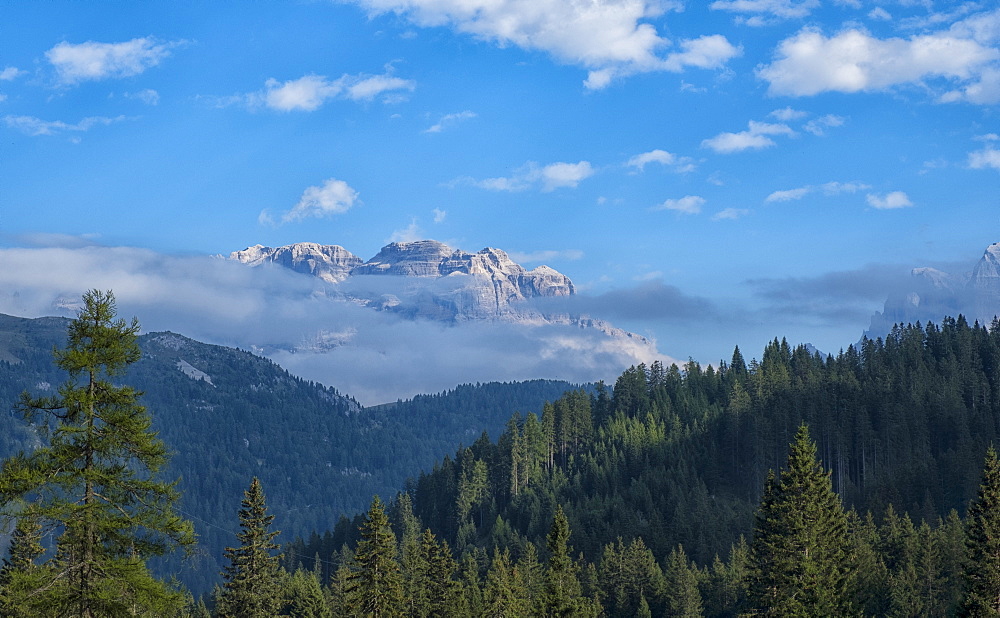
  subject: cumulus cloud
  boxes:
[342,0,738,88]
[424,110,476,133]
[625,149,696,172]
[765,181,870,202]
[257,72,416,111]
[432,208,447,223]
[652,195,705,214]
[802,114,845,135]
[969,146,1000,170]
[757,14,1000,101]
[0,245,662,405]
[46,37,180,85]
[866,191,913,209]
[260,178,359,225]
[4,114,127,137]
[469,160,595,192]
[701,120,794,153]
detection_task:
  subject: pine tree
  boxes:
[0,290,195,616]
[664,544,704,617]
[218,477,283,618]
[960,446,1000,616]
[347,496,403,617]
[543,505,587,617]
[485,547,528,617]
[747,424,854,616]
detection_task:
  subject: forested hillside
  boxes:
[0,312,579,592]
[287,315,1000,616]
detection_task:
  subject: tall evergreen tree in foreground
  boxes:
[218,477,282,618]
[960,446,1000,616]
[347,496,403,617]
[747,424,853,616]
[0,289,195,616]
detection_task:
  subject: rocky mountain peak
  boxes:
[229,243,363,283]
[229,239,575,321]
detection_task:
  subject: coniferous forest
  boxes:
[5,295,1000,615]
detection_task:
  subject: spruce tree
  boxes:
[747,424,853,616]
[543,505,588,617]
[0,514,46,616]
[0,289,195,616]
[347,496,403,617]
[218,477,282,618]
[960,446,1000,616]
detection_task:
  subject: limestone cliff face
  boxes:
[971,243,1000,322]
[231,240,575,322]
[230,243,362,283]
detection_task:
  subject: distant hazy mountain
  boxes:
[866,242,1000,338]
[230,239,654,352]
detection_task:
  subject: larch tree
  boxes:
[747,424,854,616]
[218,476,283,618]
[0,289,195,616]
[960,446,1000,617]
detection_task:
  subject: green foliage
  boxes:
[346,496,403,617]
[218,477,282,618]
[0,290,194,615]
[747,425,853,616]
[960,446,1000,616]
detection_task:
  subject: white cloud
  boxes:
[470,160,594,192]
[343,0,737,88]
[432,208,447,223]
[625,149,695,172]
[661,35,743,73]
[711,208,750,220]
[46,38,179,84]
[281,178,360,222]
[389,219,424,242]
[4,114,127,137]
[509,249,585,263]
[652,195,705,214]
[969,146,1000,170]
[258,72,416,111]
[0,245,661,405]
[866,191,913,209]
[710,0,819,23]
[802,114,845,135]
[125,89,160,105]
[770,106,808,121]
[766,187,811,202]
[758,17,1000,100]
[0,67,25,81]
[424,110,476,133]
[766,181,870,202]
[701,120,794,153]
[540,161,594,191]
[868,7,891,21]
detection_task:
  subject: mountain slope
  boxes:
[0,313,580,592]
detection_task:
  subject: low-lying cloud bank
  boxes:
[0,245,662,405]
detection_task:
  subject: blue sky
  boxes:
[2,0,1000,376]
